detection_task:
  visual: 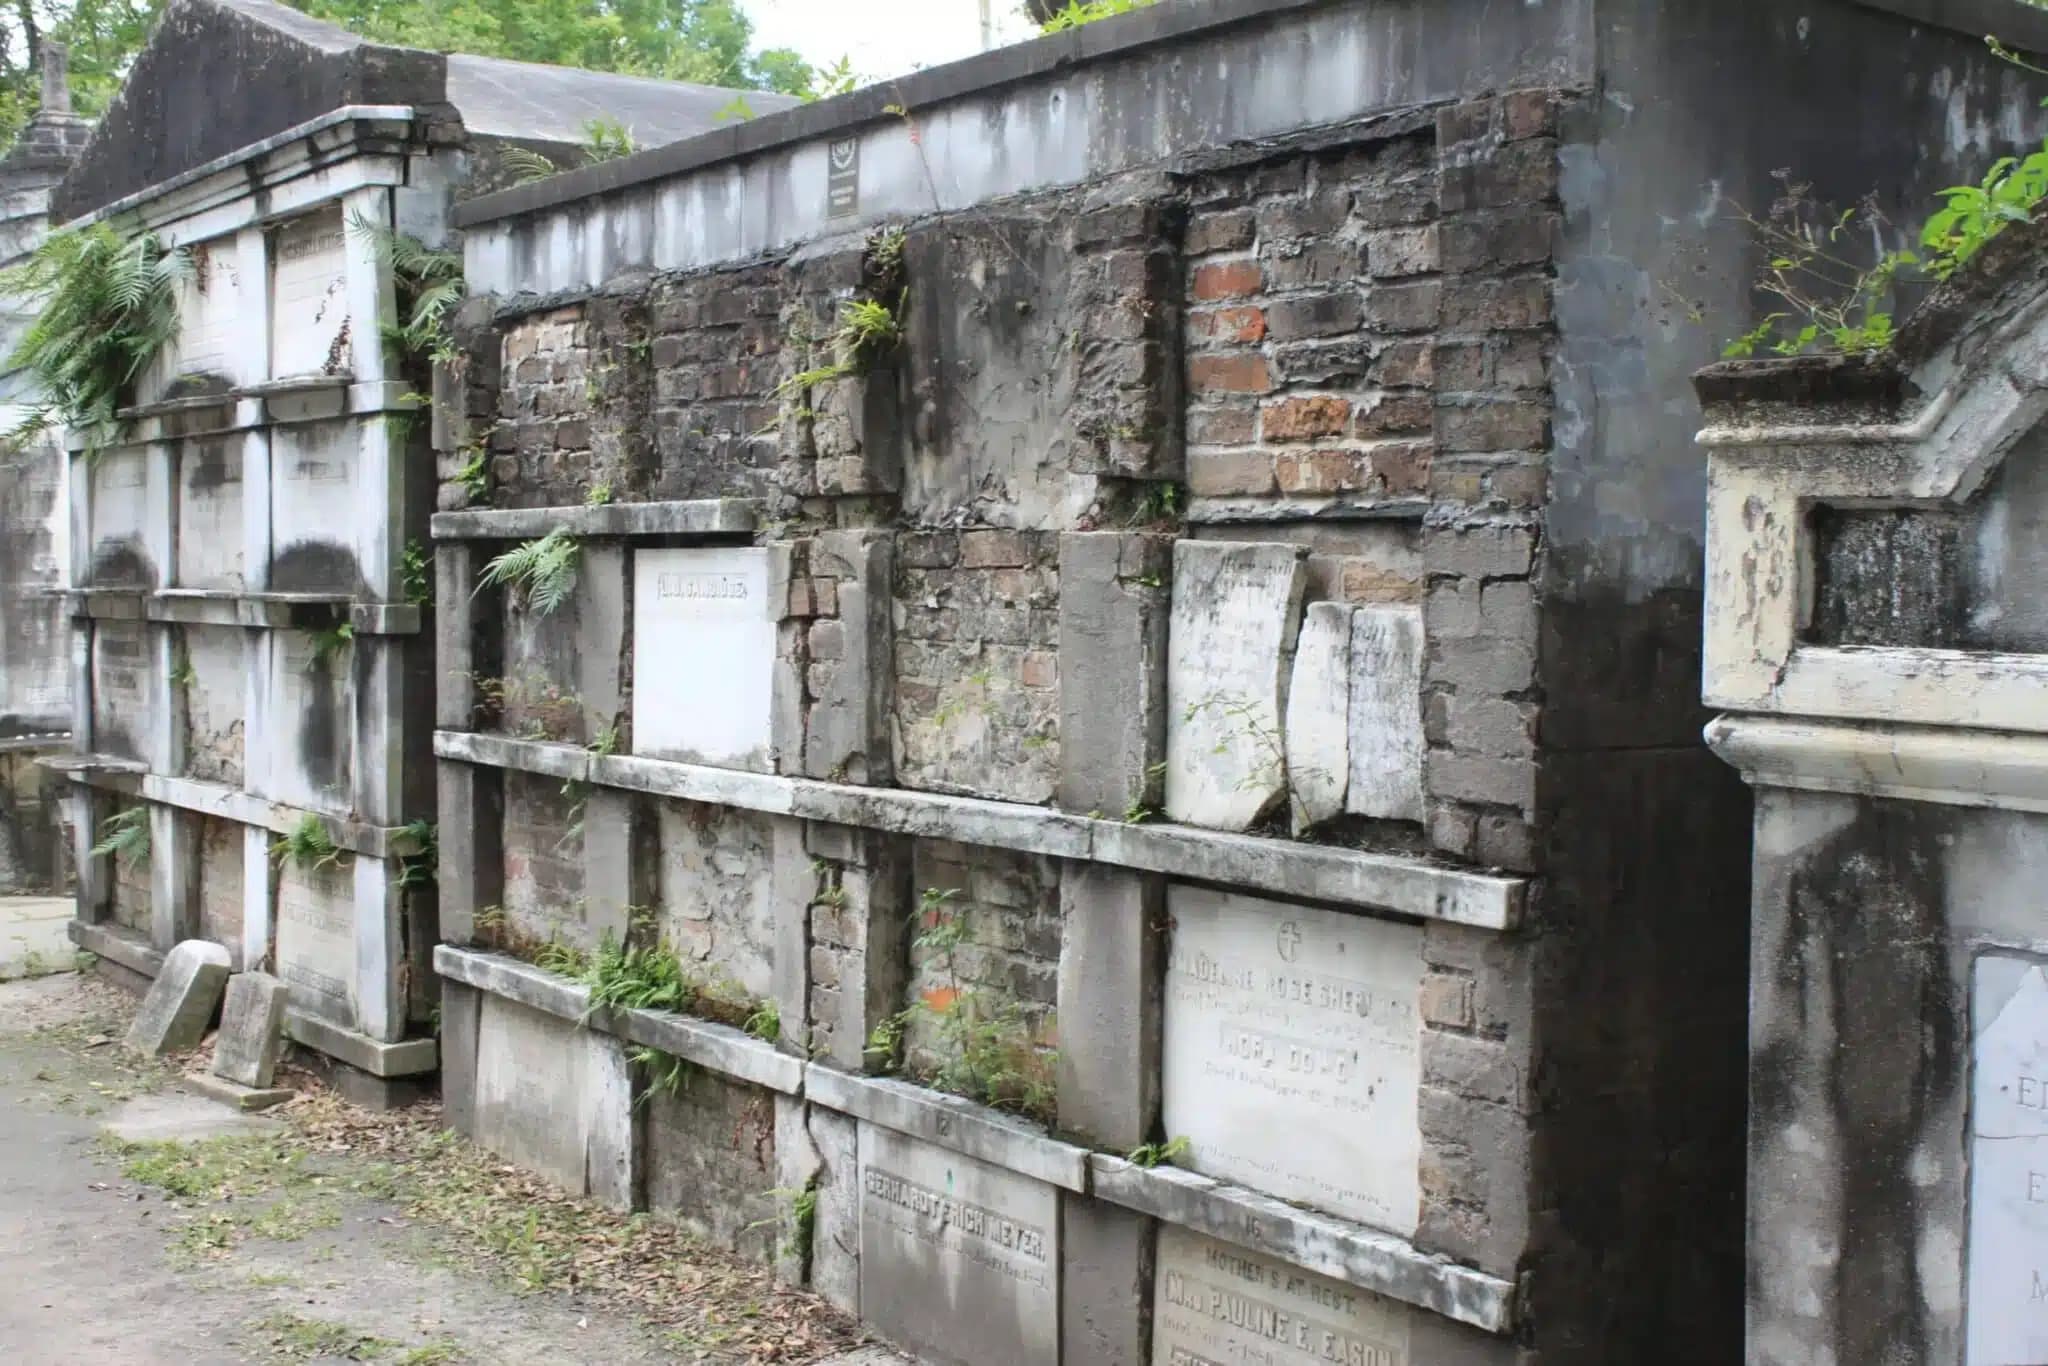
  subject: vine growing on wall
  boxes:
[0,223,188,455]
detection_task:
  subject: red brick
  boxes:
[1188,450,1276,497]
[1371,441,1433,494]
[1189,305,1268,345]
[1020,650,1058,688]
[1188,353,1273,395]
[1502,89,1558,141]
[1261,396,1352,441]
[1190,260,1263,301]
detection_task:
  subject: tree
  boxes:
[0,0,818,153]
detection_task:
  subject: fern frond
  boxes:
[477,527,579,616]
[499,144,560,185]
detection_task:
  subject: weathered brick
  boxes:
[1442,696,1537,758]
[1265,292,1364,340]
[1439,208,1559,273]
[1190,260,1263,301]
[809,619,845,661]
[1486,461,1549,507]
[1425,1030,1525,1109]
[1442,276,1553,330]
[1187,406,1258,445]
[1431,637,1537,694]
[1502,89,1558,141]
[898,532,960,569]
[1261,396,1351,441]
[1188,450,1276,497]
[961,529,1034,569]
[1475,813,1539,872]
[1275,449,1371,495]
[1368,225,1442,278]
[1256,190,1351,239]
[1273,338,1371,385]
[1371,442,1432,494]
[1427,752,1538,809]
[1337,558,1421,602]
[1421,970,1477,1030]
[1262,241,1362,289]
[1479,580,1538,637]
[1440,398,1550,453]
[1429,519,1538,584]
[1185,209,1256,255]
[1354,392,1432,437]
[553,420,590,449]
[1020,650,1057,688]
[1188,353,1274,395]
[1364,280,1442,332]
[1440,139,1560,213]
[1435,98,1498,150]
[1189,305,1268,345]
[1428,800,1478,857]
[1370,340,1436,389]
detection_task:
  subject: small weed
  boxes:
[395,818,437,890]
[478,527,579,616]
[455,449,489,499]
[90,806,149,869]
[401,539,433,607]
[745,1181,818,1262]
[584,480,613,506]
[1039,0,1158,32]
[1127,1135,1192,1169]
[168,653,196,690]
[272,813,343,872]
[630,1045,692,1108]
[308,620,354,669]
[742,998,781,1043]
[247,1311,397,1361]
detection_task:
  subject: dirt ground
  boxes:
[0,970,903,1366]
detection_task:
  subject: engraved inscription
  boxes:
[275,860,353,1024]
[1153,1226,1411,1366]
[632,547,775,767]
[1163,886,1422,1235]
[1968,956,2048,1363]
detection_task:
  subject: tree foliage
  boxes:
[0,0,820,154]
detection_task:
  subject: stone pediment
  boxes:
[1695,217,2048,741]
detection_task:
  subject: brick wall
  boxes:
[902,841,1061,1078]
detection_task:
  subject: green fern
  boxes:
[308,620,354,668]
[395,818,437,890]
[90,806,150,869]
[272,813,342,871]
[477,528,579,615]
[583,116,636,162]
[345,212,465,365]
[0,224,190,456]
[401,539,433,607]
[499,144,560,185]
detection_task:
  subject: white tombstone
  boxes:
[1154,1225,1415,1366]
[268,208,350,378]
[1284,602,1354,831]
[1165,541,1308,831]
[273,855,354,1027]
[1346,605,1426,822]
[632,546,776,769]
[1968,955,2048,1364]
[1162,885,1423,1236]
[857,1123,1059,1365]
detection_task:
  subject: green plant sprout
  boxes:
[90,806,150,869]
[401,539,432,607]
[346,213,465,365]
[309,620,354,668]
[477,527,579,615]
[1127,1136,1192,1169]
[272,813,342,872]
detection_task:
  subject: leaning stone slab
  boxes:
[183,1071,293,1113]
[125,939,231,1056]
[1164,540,1307,831]
[210,971,289,1088]
[1285,601,1354,831]
[1347,604,1426,822]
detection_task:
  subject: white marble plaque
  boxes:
[632,547,775,768]
[1153,1225,1412,1366]
[165,238,242,386]
[1284,602,1353,832]
[1345,605,1425,822]
[857,1124,1058,1366]
[1166,541,1308,831]
[176,439,244,588]
[91,622,154,761]
[269,209,349,377]
[274,856,354,1026]
[1969,955,2048,1364]
[1163,885,1422,1235]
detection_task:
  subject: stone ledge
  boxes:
[804,1064,1090,1192]
[284,1010,438,1078]
[430,499,761,542]
[432,945,804,1095]
[58,768,428,862]
[1088,1154,1517,1335]
[436,731,1525,930]
[1706,712,2048,812]
[81,380,424,450]
[68,590,423,634]
[1186,494,1432,525]
[69,918,161,978]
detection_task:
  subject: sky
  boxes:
[739,0,1041,84]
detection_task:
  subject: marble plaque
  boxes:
[1165,541,1308,831]
[1163,885,1422,1235]
[167,239,242,385]
[91,622,153,761]
[1284,602,1354,832]
[176,439,244,588]
[1153,1225,1412,1366]
[1345,606,1425,823]
[270,208,349,377]
[632,547,775,768]
[857,1124,1059,1366]
[259,631,351,809]
[1969,955,2048,1364]
[274,855,354,1027]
